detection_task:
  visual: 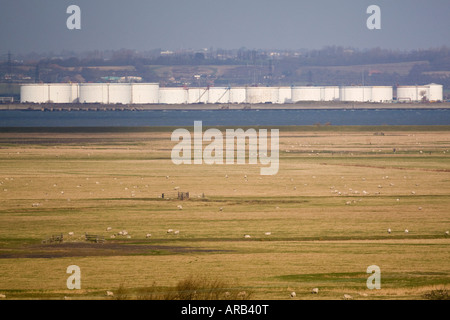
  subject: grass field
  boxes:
[0,126,449,300]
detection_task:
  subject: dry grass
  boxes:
[0,126,449,300]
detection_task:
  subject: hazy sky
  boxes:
[1,0,450,54]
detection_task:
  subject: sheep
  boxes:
[404,229,409,234]
[244,234,251,239]
[68,232,74,236]
[177,205,183,210]
[167,229,174,233]
[264,232,271,236]
[445,231,449,236]
[387,228,391,234]
[290,292,296,298]
[343,294,353,300]
[311,288,319,294]
[0,293,6,299]
[174,230,180,235]
[106,291,114,297]
[219,207,223,212]
[146,233,152,238]
[106,227,112,231]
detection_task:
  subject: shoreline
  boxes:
[1,101,450,111]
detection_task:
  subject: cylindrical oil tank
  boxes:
[339,86,372,102]
[278,86,292,104]
[159,87,188,104]
[79,83,109,103]
[371,86,393,103]
[246,87,278,104]
[48,83,79,103]
[428,83,443,101]
[229,87,246,104]
[107,84,131,104]
[20,84,50,103]
[131,83,159,104]
[187,87,209,104]
[322,86,340,101]
[291,86,322,102]
[208,87,230,104]
[396,86,428,102]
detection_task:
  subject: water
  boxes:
[0,108,449,127]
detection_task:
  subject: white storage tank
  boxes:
[371,86,393,103]
[396,86,428,102]
[322,86,340,101]
[278,86,292,104]
[21,84,50,103]
[131,83,159,104]
[159,87,188,104]
[79,83,109,103]
[208,87,230,104]
[246,87,278,104]
[291,86,322,102]
[339,86,372,102]
[187,87,209,104]
[229,87,246,104]
[107,84,131,104]
[428,83,443,102]
[48,83,79,103]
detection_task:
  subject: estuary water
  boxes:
[0,108,449,127]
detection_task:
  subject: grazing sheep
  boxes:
[167,229,174,233]
[404,229,409,234]
[68,232,74,236]
[387,228,391,234]
[244,234,251,239]
[265,232,271,236]
[118,231,123,236]
[177,205,183,210]
[110,235,116,239]
[343,294,353,300]
[311,288,319,294]
[290,292,296,298]
[146,233,152,238]
[174,230,180,235]
[106,227,112,231]
[106,291,114,297]
[445,231,449,236]
[219,207,223,211]
[0,293,6,299]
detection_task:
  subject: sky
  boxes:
[1,0,450,55]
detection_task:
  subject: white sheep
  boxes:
[244,234,251,238]
[404,229,409,234]
[68,232,74,236]
[174,230,180,235]
[106,291,114,297]
[290,292,296,298]
[177,205,183,210]
[146,233,152,238]
[106,227,112,231]
[167,229,174,233]
[264,232,271,236]
[343,294,353,300]
[387,228,391,234]
[445,231,449,236]
[0,293,6,299]
[311,288,319,294]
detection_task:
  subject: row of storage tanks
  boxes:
[20,83,443,104]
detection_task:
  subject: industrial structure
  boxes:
[20,83,443,104]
